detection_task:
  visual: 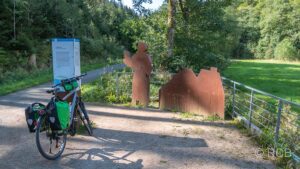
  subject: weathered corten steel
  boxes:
[159,67,225,118]
[123,42,152,106]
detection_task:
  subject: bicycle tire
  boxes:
[78,101,93,136]
[36,115,67,160]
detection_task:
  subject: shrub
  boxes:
[0,48,11,71]
[274,38,299,61]
[36,44,51,68]
[105,93,118,103]
[82,71,173,105]
[82,71,132,104]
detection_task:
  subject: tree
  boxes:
[132,0,176,58]
[0,0,137,73]
[233,0,300,60]
[167,0,176,58]
[129,0,235,72]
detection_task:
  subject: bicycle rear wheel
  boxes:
[36,115,67,160]
[78,101,93,136]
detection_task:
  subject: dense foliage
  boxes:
[127,0,299,72]
[1,0,299,79]
[121,5,168,70]
[125,1,237,72]
[0,0,136,82]
[233,0,300,60]
[173,0,238,72]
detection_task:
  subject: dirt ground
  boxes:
[0,75,275,169]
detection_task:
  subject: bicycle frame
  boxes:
[60,86,80,127]
[34,73,92,160]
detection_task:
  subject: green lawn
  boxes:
[223,60,300,103]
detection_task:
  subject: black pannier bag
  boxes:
[25,103,46,133]
[46,98,70,131]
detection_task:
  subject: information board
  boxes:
[51,38,80,85]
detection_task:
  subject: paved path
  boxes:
[82,64,125,83]
[0,67,275,169]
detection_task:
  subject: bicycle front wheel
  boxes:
[36,115,67,160]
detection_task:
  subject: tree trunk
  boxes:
[28,54,37,69]
[13,0,16,40]
[167,0,176,58]
[178,0,188,25]
[178,0,189,36]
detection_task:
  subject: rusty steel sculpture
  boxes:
[123,42,152,106]
[159,67,225,118]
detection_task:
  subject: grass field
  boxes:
[223,60,300,103]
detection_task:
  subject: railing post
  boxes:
[232,82,236,117]
[249,90,254,128]
[274,100,283,150]
[116,73,119,98]
[297,114,300,131]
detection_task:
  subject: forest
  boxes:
[0,0,299,81]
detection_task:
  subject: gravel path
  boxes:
[0,67,275,169]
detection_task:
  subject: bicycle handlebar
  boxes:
[52,73,87,88]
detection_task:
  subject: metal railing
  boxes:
[95,70,172,104]
[113,71,172,101]
[222,77,300,163]
[95,67,300,163]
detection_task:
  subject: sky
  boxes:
[121,0,164,11]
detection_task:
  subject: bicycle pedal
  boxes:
[69,129,76,136]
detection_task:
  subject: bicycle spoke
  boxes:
[49,139,52,154]
[36,116,67,160]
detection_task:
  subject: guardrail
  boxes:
[99,64,126,75]
[222,77,300,163]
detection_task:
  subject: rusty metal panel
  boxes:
[159,68,225,118]
[123,42,152,106]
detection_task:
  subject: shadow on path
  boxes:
[61,148,143,169]
[88,108,235,129]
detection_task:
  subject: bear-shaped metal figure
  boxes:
[123,42,152,106]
